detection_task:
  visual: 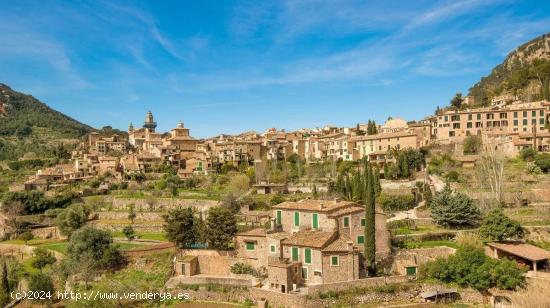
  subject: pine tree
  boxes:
[371,121,378,134]
[364,164,376,276]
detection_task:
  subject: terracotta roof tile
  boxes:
[488,242,550,261]
[281,230,336,249]
[273,199,358,213]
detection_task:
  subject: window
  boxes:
[541,110,545,116]
[304,248,312,264]
[541,118,546,125]
[331,255,339,266]
[357,235,365,244]
[270,245,276,253]
[291,247,299,261]
[477,114,481,120]
[468,114,472,120]
[312,213,319,229]
[532,119,536,125]
[514,111,518,118]
[514,120,518,126]
[361,218,366,226]
[276,210,282,225]
[406,267,417,276]
[293,211,300,227]
[343,216,350,228]
[467,122,472,128]
[523,111,527,117]
[246,242,255,250]
[444,115,448,122]
[532,110,536,117]
[523,119,528,125]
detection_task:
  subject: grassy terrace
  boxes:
[112,231,168,241]
[0,238,148,254]
[109,188,223,200]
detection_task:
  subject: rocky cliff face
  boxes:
[468,33,550,105]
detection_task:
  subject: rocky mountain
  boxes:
[468,33,550,105]
[0,84,94,161]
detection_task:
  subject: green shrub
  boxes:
[421,245,526,291]
[534,153,550,172]
[378,193,415,212]
[478,209,524,241]
[519,147,537,161]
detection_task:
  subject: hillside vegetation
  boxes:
[0,84,93,161]
[468,33,550,105]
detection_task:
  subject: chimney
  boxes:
[347,241,354,250]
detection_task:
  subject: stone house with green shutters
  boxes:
[272,199,390,258]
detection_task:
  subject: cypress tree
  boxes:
[373,167,381,197]
[400,154,409,178]
[371,121,378,134]
[364,164,376,276]
[352,171,361,201]
[1,262,8,294]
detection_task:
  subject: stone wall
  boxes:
[167,275,257,288]
[524,226,550,242]
[96,211,164,221]
[89,220,164,233]
[178,249,239,277]
[88,195,219,213]
[251,288,308,307]
[305,275,408,295]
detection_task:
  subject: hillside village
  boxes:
[0,37,550,307]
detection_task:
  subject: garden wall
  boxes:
[305,275,408,295]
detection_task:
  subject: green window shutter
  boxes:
[357,235,364,244]
[292,247,299,261]
[331,256,339,266]
[361,218,366,226]
[276,210,282,225]
[294,212,300,227]
[304,248,312,264]
[343,217,350,227]
[312,213,318,229]
[406,267,417,276]
[270,245,276,253]
[246,242,255,250]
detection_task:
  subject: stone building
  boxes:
[244,199,390,292]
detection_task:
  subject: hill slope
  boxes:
[468,33,550,105]
[0,84,94,161]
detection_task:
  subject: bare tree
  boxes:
[475,140,505,209]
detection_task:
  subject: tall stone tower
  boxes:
[143,111,157,132]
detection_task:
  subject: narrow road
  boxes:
[387,201,424,222]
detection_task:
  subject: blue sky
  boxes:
[0,0,549,138]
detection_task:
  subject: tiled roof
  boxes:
[273,199,358,213]
[322,234,355,253]
[267,232,289,240]
[236,228,266,237]
[327,206,364,217]
[352,131,417,141]
[281,230,336,249]
[488,242,550,261]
